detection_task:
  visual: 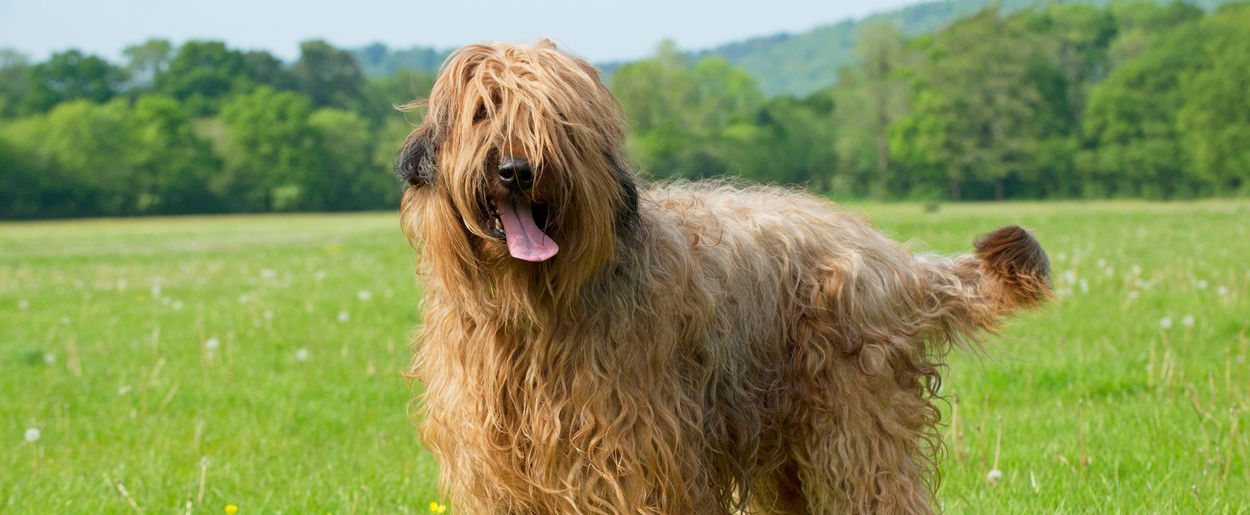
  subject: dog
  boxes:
[396,39,1050,514]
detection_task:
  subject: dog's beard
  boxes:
[493,198,559,262]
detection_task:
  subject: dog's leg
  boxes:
[783,314,940,515]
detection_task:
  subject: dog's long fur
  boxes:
[398,40,1051,514]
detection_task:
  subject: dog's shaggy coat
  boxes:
[397,39,1051,514]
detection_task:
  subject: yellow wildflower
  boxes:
[224,505,239,515]
[429,501,447,514]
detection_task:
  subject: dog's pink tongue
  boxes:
[496,200,558,262]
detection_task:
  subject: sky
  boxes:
[0,0,918,63]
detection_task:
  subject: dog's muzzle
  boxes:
[498,157,534,195]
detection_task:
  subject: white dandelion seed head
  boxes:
[1182,315,1194,328]
[1217,286,1229,296]
[117,385,131,396]
[1079,279,1089,293]
[205,337,220,350]
[1160,317,1173,330]
[24,427,41,443]
[1197,280,1209,290]
[357,290,373,301]
[18,299,29,310]
[986,469,1003,483]
[337,311,350,323]
[150,281,161,298]
[260,269,276,280]
[1131,264,1142,276]
[43,353,56,365]
[172,300,183,311]
[314,270,327,281]
[60,316,70,325]
[295,348,309,362]
[264,309,274,320]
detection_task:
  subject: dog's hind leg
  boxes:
[781,313,940,515]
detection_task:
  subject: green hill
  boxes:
[352,0,1238,96]
[697,0,1237,96]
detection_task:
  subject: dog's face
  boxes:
[398,40,638,304]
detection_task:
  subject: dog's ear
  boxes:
[610,153,640,232]
[536,38,557,50]
[396,126,437,187]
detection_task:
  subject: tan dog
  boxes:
[397,39,1050,514]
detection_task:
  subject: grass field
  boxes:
[3,200,1248,513]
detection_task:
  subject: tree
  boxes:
[1080,18,1206,198]
[131,95,222,213]
[157,41,254,115]
[308,108,396,209]
[219,87,318,211]
[833,22,911,197]
[892,8,1068,200]
[292,40,365,110]
[123,39,173,92]
[0,48,30,118]
[1176,5,1250,194]
[22,50,124,114]
[2,100,139,215]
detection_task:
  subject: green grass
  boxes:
[2,200,1248,513]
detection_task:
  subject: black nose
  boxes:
[498,157,533,193]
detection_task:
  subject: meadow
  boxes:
[2,200,1248,513]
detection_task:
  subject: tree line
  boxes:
[614,1,1250,199]
[2,2,1249,219]
[0,40,430,218]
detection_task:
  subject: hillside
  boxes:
[697,0,1236,96]
[352,0,1238,96]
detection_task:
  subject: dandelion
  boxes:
[172,300,183,311]
[337,311,350,323]
[295,348,309,362]
[986,469,1002,484]
[357,290,373,301]
[429,501,447,514]
[1197,279,1209,290]
[1160,317,1173,330]
[117,385,131,396]
[1131,264,1142,276]
[314,270,327,281]
[263,309,274,320]
[18,299,29,310]
[1217,286,1229,297]
[205,337,221,350]
[24,427,41,443]
[150,280,161,298]
[1182,315,1194,328]
[43,353,56,365]
[260,269,276,280]
[224,505,239,515]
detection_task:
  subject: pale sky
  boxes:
[0,0,919,63]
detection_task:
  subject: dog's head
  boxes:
[398,40,638,307]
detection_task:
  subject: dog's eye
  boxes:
[473,105,487,123]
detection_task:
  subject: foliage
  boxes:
[3,2,1250,219]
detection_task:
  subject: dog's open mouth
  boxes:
[488,199,558,262]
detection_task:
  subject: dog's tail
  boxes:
[963,225,1052,314]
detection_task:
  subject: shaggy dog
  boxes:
[396,39,1050,514]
